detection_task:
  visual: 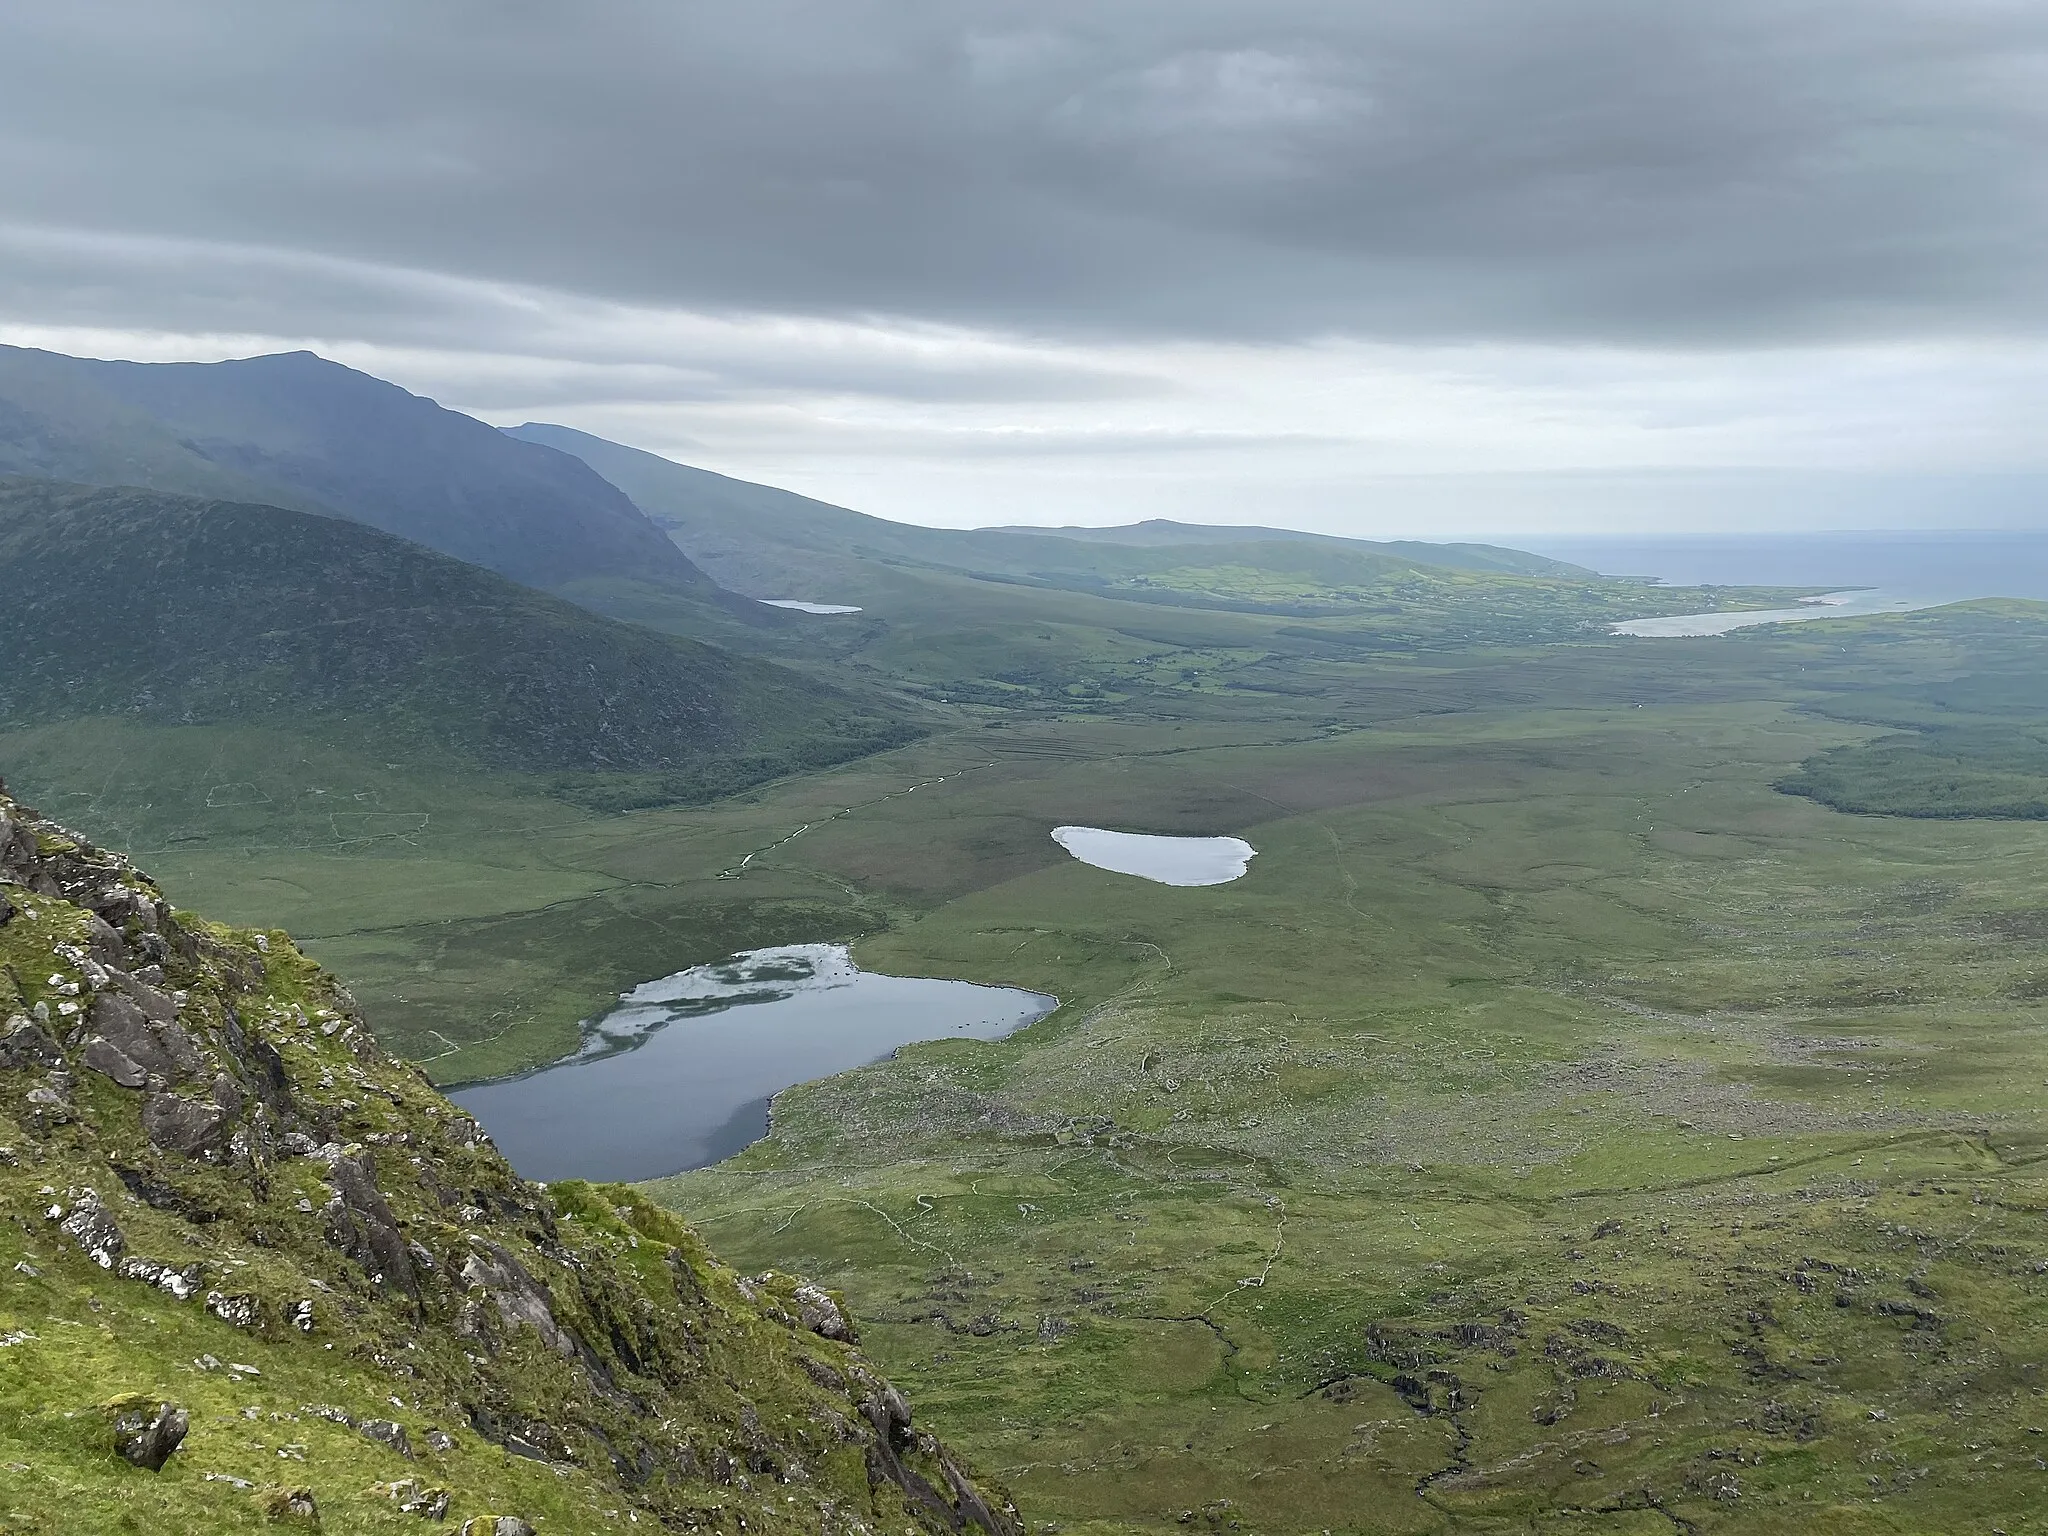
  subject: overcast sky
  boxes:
[3,0,2044,535]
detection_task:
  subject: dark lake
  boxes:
[450,944,1056,1182]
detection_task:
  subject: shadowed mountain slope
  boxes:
[0,478,917,803]
[0,347,708,595]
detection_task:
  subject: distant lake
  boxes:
[1052,826,1256,886]
[761,599,862,614]
[451,945,1054,1182]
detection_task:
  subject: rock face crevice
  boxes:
[0,783,1019,1535]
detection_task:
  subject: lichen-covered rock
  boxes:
[116,1254,204,1299]
[56,1188,125,1268]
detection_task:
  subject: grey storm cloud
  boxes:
[4,0,2045,349]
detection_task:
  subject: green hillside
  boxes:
[0,478,918,806]
[1779,605,2048,817]
[505,423,1609,615]
[0,783,1014,1534]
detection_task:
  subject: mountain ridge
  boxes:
[0,347,709,597]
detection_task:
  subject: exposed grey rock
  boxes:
[0,815,34,876]
[798,1354,847,1393]
[378,1479,451,1518]
[360,1417,414,1458]
[795,1281,856,1341]
[0,1020,63,1071]
[210,1072,245,1115]
[88,992,200,1083]
[460,1241,577,1358]
[502,1432,551,1462]
[111,968,180,1026]
[110,1399,189,1470]
[141,1092,230,1158]
[322,1150,419,1299]
[83,913,128,969]
[79,1036,147,1089]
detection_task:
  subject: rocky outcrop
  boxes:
[458,1240,579,1359]
[0,782,1019,1535]
[107,1397,189,1470]
[321,1149,420,1300]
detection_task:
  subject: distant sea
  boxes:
[1523,530,2048,605]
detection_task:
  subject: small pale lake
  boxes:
[1612,589,1942,636]
[450,945,1054,1182]
[1052,826,1255,886]
[760,599,862,614]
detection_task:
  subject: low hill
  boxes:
[0,347,709,596]
[505,423,1599,610]
[984,517,1591,576]
[0,783,1014,1533]
[0,479,917,806]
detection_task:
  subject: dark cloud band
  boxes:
[5,0,2042,347]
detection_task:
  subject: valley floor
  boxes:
[13,607,2048,1529]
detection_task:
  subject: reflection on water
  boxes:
[1612,590,1943,637]
[1051,825,1256,886]
[451,944,1054,1182]
[760,599,862,614]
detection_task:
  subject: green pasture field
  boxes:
[13,595,2048,1528]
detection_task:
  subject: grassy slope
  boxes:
[0,479,917,801]
[0,788,1014,1535]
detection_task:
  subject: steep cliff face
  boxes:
[0,783,1016,1535]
